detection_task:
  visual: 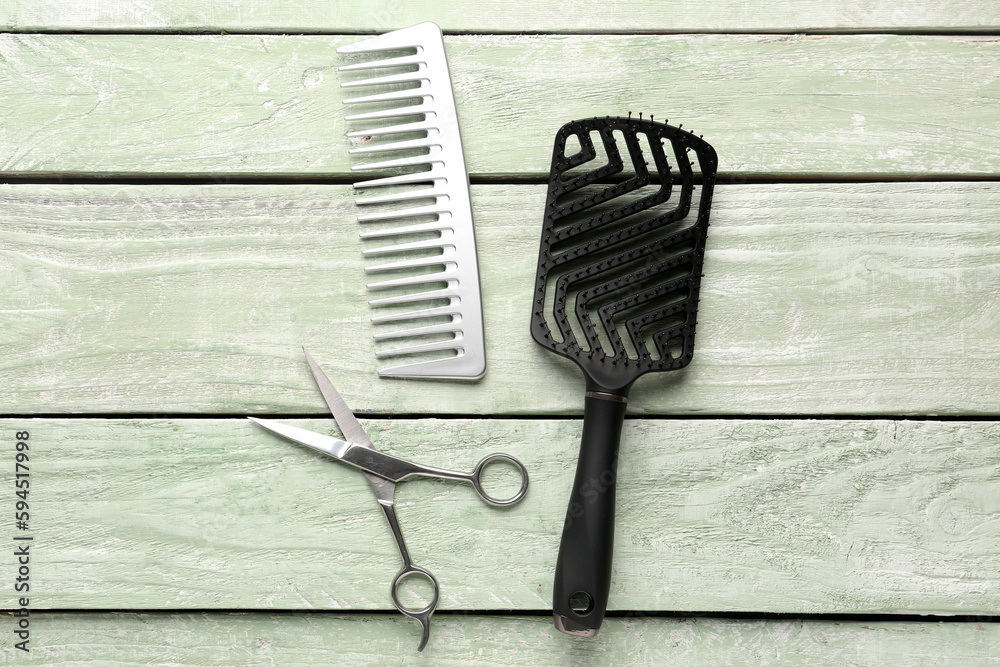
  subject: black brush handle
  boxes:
[552,390,629,636]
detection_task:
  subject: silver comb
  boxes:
[338,22,486,380]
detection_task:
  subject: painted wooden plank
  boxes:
[2,182,998,416]
[0,613,997,666]
[0,34,997,177]
[2,417,998,614]
[2,1,999,33]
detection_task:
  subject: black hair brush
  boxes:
[530,115,717,636]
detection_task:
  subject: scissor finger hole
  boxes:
[392,569,438,616]
[474,454,529,506]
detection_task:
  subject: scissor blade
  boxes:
[248,417,353,460]
[303,347,375,450]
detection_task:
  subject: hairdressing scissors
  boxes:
[248,349,528,651]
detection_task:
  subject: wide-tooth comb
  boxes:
[338,22,486,380]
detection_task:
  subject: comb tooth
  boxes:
[344,104,429,123]
[376,339,459,359]
[344,104,429,122]
[363,237,448,256]
[341,71,426,88]
[373,321,459,341]
[369,287,457,306]
[355,187,446,207]
[352,170,441,189]
[366,270,454,289]
[360,220,449,239]
[371,304,460,323]
[357,203,448,222]
[343,87,429,106]
[365,254,452,273]
[338,54,425,72]
[349,137,438,155]
[351,154,436,172]
[336,22,441,54]
[347,120,437,138]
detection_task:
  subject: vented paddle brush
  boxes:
[530,115,717,636]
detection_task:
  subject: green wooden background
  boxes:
[1,2,999,665]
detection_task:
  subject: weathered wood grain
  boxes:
[0,35,997,177]
[2,1,999,33]
[2,182,998,415]
[0,613,997,666]
[3,417,998,614]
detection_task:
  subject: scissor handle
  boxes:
[390,563,439,652]
[469,453,529,507]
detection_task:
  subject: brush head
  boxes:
[530,116,718,394]
[339,23,486,380]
